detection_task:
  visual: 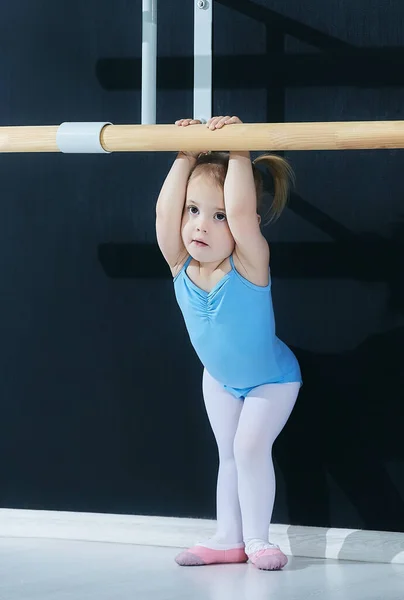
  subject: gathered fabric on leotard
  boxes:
[173,255,301,399]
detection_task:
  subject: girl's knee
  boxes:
[218,447,237,465]
[233,433,271,466]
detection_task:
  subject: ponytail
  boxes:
[253,154,295,223]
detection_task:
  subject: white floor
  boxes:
[0,538,403,600]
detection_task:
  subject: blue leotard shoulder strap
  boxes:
[184,255,193,269]
[173,255,192,282]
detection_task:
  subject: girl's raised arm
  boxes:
[224,149,270,269]
[156,119,203,272]
[156,151,195,270]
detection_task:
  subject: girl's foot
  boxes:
[175,544,248,566]
[245,539,288,571]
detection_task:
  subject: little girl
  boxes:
[156,115,302,571]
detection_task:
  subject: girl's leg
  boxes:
[175,370,246,566]
[233,382,300,567]
[201,368,244,547]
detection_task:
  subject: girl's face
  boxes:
[181,174,235,264]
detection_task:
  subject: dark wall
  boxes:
[0,0,403,532]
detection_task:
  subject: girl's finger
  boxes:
[209,116,223,130]
[216,116,231,128]
[178,118,202,127]
[207,117,220,128]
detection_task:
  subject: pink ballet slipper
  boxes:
[248,547,288,571]
[175,545,248,566]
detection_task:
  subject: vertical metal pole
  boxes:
[142,0,157,124]
[194,0,212,123]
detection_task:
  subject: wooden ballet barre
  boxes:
[0,121,404,153]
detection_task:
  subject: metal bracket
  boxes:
[194,0,212,123]
[56,122,112,153]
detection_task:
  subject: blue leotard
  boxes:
[174,255,302,399]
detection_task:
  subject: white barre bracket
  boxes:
[194,0,212,124]
[56,122,112,154]
[142,0,157,124]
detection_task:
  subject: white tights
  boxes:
[201,369,299,549]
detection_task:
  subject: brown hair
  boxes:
[188,152,294,223]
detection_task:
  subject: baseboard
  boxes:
[0,509,403,564]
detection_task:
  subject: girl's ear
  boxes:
[257,214,262,225]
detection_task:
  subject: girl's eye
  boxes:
[188,206,199,215]
[215,213,226,221]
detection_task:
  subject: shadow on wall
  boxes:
[96,0,404,97]
[278,324,404,533]
[97,215,404,533]
[96,49,404,91]
[96,1,404,531]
